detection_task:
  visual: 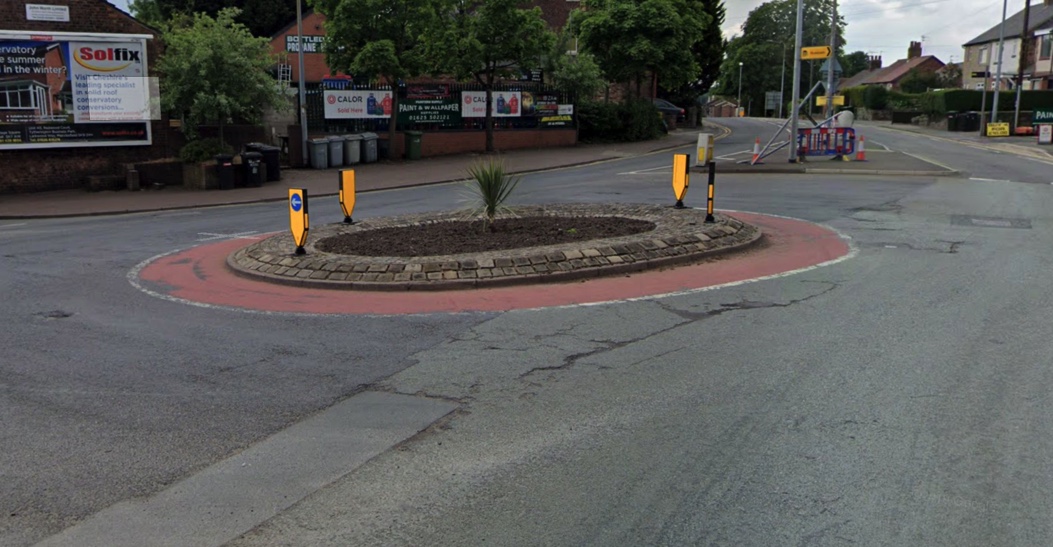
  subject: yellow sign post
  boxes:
[801,46,832,60]
[815,95,845,106]
[289,188,309,255]
[986,122,1010,137]
[339,169,356,224]
[705,162,716,223]
[672,153,690,208]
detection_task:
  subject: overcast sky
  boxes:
[108,0,1015,66]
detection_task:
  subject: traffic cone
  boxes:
[751,138,761,164]
[856,136,867,161]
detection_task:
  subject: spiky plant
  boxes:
[463,158,521,231]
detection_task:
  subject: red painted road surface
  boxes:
[135,212,851,315]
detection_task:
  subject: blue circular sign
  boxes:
[290,194,302,212]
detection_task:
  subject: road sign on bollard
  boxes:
[695,133,714,166]
[705,162,716,224]
[339,169,356,224]
[289,188,309,255]
[672,153,690,208]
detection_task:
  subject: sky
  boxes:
[107,0,1014,66]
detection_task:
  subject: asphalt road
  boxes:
[5,116,1053,545]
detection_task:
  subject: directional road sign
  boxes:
[801,46,832,60]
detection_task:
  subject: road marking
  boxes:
[870,140,892,151]
[0,222,27,229]
[971,218,1013,228]
[969,177,1013,183]
[617,165,671,175]
[196,231,261,242]
[36,391,457,547]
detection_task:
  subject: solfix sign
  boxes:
[323,90,392,119]
[461,91,522,118]
[74,45,143,71]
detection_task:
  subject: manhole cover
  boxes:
[951,215,1031,229]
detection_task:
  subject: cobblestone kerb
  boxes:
[227,204,762,291]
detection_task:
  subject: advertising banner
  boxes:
[522,92,572,127]
[324,89,393,119]
[0,32,153,149]
[461,91,521,117]
[397,98,460,125]
[285,35,324,53]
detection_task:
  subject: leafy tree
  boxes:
[428,0,553,153]
[937,64,962,89]
[840,50,868,78]
[715,0,845,115]
[863,85,888,110]
[542,26,604,102]
[663,0,725,108]
[311,0,436,159]
[129,0,297,37]
[573,0,710,97]
[899,69,940,93]
[158,8,285,145]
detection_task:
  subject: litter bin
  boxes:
[214,154,235,190]
[259,145,281,181]
[343,134,362,164]
[377,138,389,160]
[361,132,378,163]
[962,112,980,132]
[404,130,423,160]
[309,138,329,169]
[328,135,345,167]
[946,111,959,131]
[242,151,264,187]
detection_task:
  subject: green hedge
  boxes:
[179,138,233,163]
[918,89,1053,117]
[577,100,664,143]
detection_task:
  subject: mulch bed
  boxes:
[316,216,657,257]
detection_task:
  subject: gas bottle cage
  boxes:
[797,127,856,157]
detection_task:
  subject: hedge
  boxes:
[577,100,664,143]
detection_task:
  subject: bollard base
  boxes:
[295,246,306,255]
[705,213,715,224]
[674,200,685,209]
[343,216,353,224]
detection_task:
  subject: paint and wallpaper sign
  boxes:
[1033,108,1053,124]
[397,98,460,125]
[323,89,393,119]
[0,31,154,149]
[461,91,521,117]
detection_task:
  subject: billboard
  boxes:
[0,31,154,149]
[461,91,521,117]
[324,89,393,119]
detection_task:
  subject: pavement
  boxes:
[0,127,715,219]
[855,119,1053,162]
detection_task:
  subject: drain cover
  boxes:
[951,215,1031,229]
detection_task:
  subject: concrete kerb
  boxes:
[225,204,763,292]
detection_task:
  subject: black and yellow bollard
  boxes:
[672,153,690,209]
[705,162,716,224]
[339,169,356,224]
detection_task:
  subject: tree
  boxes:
[715,0,845,115]
[542,25,604,102]
[898,69,940,93]
[428,0,553,153]
[158,8,285,145]
[573,0,710,97]
[311,0,437,160]
[130,0,297,38]
[663,0,725,108]
[937,64,962,89]
[840,50,868,78]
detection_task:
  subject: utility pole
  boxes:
[780,43,786,119]
[789,0,804,162]
[992,0,1009,125]
[1015,0,1031,129]
[296,0,308,166]
[825,0,838,120]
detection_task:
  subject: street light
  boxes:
[738,62,744,117]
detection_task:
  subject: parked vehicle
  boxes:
[653,98,686,122]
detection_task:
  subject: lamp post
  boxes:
[738,62,744,117]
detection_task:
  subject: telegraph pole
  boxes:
[296,0,308,165]
[992,0,1009,124]
[789,0,804,162]
[825,0,838,119]
[1015,0,1031,128]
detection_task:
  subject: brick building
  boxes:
[0,0,168,194]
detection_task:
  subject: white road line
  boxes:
[617,166,671,175]
[870,140,892,151]
[196,231,261,242]
[0,223,27,229]
[969,177,1013,183]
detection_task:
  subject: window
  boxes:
[980,47,989,65]
[1041,35,1052,60]
[0,82,45,111]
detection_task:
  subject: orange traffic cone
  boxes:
[751,138,761,164]
[856,136,867,161]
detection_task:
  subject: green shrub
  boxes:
[179,138,233,163]
[863,86,888,110]
[842,86,867,108]
[463,159,521,231]
[578,100,664,143]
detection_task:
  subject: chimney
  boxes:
[868,55,883,70]
[908,41,922,59]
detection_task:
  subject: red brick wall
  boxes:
[268,11,337,83]
[0,0,168,194]
[378,129,578,159]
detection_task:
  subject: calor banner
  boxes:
[324,90,393,119]
[461,91,521,117]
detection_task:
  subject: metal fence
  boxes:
[303,81,575,134]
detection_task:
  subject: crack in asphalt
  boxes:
[518,282,840,380]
